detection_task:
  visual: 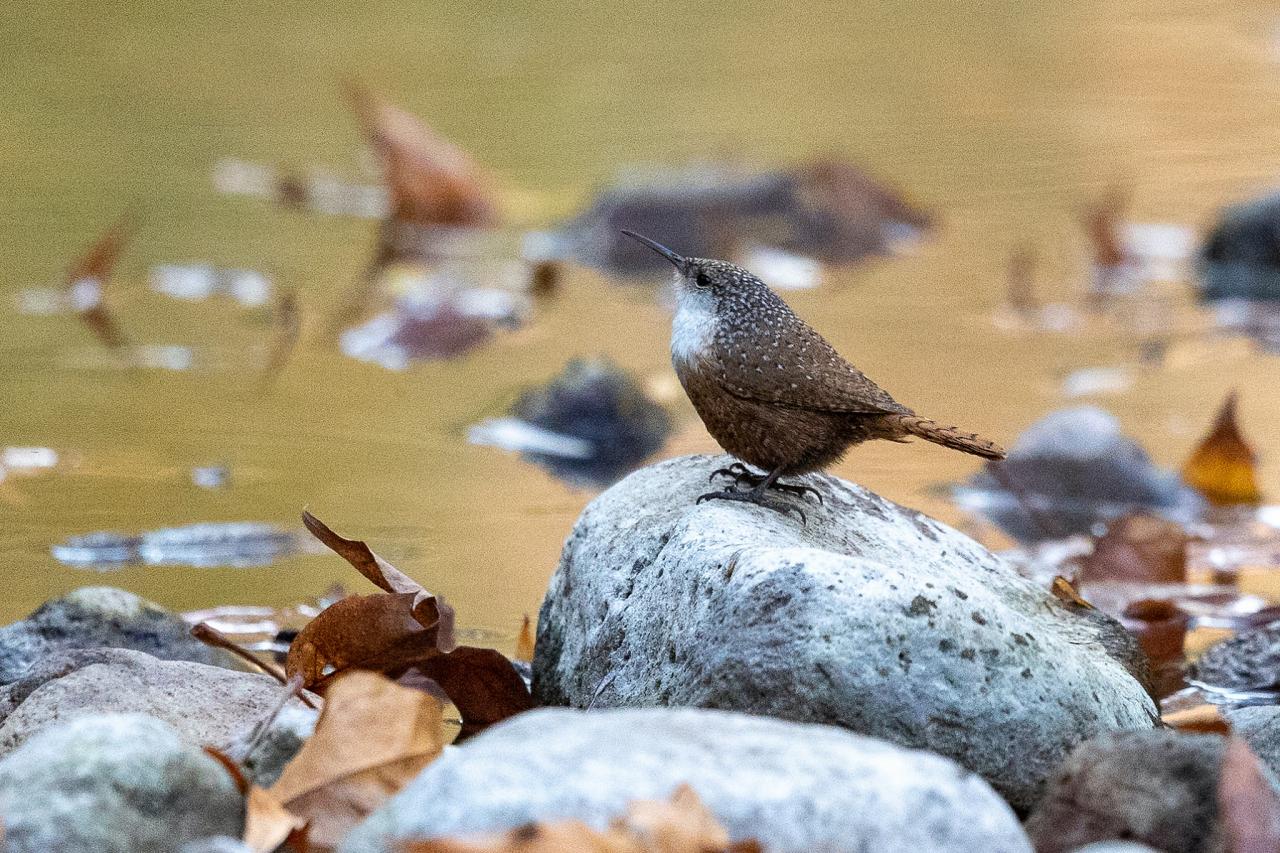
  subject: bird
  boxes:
[622,230,1006,521]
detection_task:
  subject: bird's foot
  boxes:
[708,463,823,504]
[695,487,807,524]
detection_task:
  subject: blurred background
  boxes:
[1,0,1277,639]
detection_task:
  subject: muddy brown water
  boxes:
[1,1,1278,643]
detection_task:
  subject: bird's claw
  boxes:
[695,487,808,525]
[708,462,753,483]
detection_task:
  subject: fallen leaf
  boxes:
[66,219,130,349]
[301,511,454,637]
[1080,513,1189,584]
[1163,704,1230,735]
[245,785,307,853]
[204,745,250,795]
[412,646,534,740]
[1051,575,1095,610]
[515,615,535,663]
[272,670,445,852]
[346,82,499,229]
[1082,185,1128,271]
[1219,737,1280,853]
[401,785,760,853]
[1182,392,1261,506]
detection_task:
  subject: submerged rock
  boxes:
[1188,619,1280,701]
[1024,730,1228,853]
[554,160,932,276]
[0,587,237,683]
[1200,190,1280,301]
[0,647,313,758]
[0,713,243,852]
[954,407,1203,542]
[339,706,1030,853]
[532,454,1156,811]
[470,357,671,487]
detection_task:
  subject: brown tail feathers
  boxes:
[889,415,1006,460]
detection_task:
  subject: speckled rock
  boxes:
[1225,704,1280,781]
[1071,844,1163,853]
[339,706,1030,853]
[1025,730,1230,853]
[0,713,243,852]
[533,455,1157,811]
[226,703,318,786]
[0,586,237,683]
[0,647,312,757]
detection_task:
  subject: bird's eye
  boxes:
[694,271,712,288]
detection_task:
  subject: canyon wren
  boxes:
[622,230,1006,520]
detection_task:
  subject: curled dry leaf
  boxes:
[290,513,529,737]
[413,646,535,741]
[515,614,535,664]
[1050,575,1095,611]
[1119,598,1190,699]
[272,670,445,852]
[401,784,761,853]
[1219,737,1280,853]
[1080,513,1189,585]
[346,82,499,229]
[66,219,130,349]
[1182,392,1261,506]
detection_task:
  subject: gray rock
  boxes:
[953,408,1203,542]
[533,455,1157,811]
[0,586,237,683]
[1201,190,1280,301]
[0,647,311,757]
[0,713,243,852]
[339,706,1030,853]
[179,839,255,853]
[227,702,318,786]
[1025,730,1227,853]
[1225,703,1280,781]
[1072,845,1164,853]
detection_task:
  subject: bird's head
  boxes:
[620,231,762,312]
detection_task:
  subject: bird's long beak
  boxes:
[621,230,687,274]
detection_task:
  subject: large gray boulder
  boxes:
[339,706,1030,853]
[0,647,315,761]
[533,455,1157,810]
[0,713,243,852]
[0,586,236,683]
[1025,730,1230,853]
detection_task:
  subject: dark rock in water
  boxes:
[1224,704,1280,783]
[1200,191,1280,301]
[471,357,671,487]
[953,407,1203,543]
[338,707,1031,853]
[556,160,932,276]
[0,587,238,683]
[1188,619,1280,699]
[1024,730,1229,853]
[52,522,305,569]
[0,713,243,853]
[532,455,1156,812]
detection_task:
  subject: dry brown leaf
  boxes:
[1182,392,1262,506]
[1051,575,1095,610]
[245,785,307,853]
[263,289,301,382]
[1080,513,1189,585]
[272,671,445,851]
[1082,186,1128,270]
[1118,598,1190,699]
[412,646,535,741]
[66,219,130,349]
[285,592,446,689]
[1163,704,1230,735]
[515,615,535,664]
[1219,737,1280,853]
[401,785,760,853]
[346,82,499,229]
[301,511,454,638]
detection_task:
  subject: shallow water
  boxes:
[1,0,1279,634]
